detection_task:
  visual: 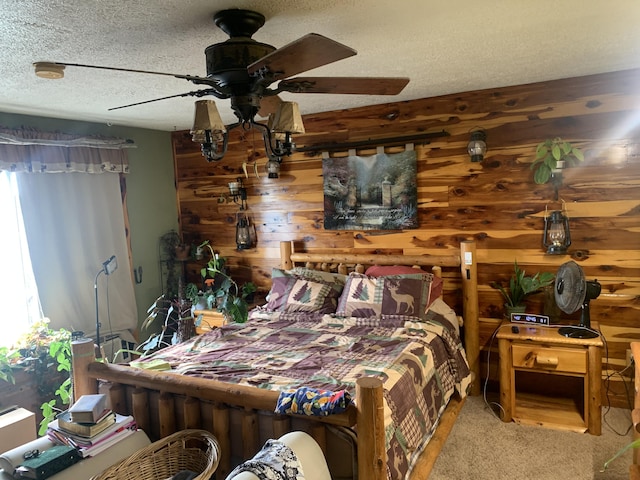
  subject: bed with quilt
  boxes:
[70,240,480,480]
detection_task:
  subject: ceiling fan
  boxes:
[33,9,410,162]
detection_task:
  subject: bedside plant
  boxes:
[189,241,257,324]
[491,261,555,312]
[531,137,584,185]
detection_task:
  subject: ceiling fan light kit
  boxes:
[32,8,409,164]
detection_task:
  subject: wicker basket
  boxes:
[90,429,220,480]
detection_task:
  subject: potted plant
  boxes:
[491,261,555,316]
[189,241,257,324]
[531,137,585,185]
[138,294,195,355]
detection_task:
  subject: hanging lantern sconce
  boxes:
[467,128,487,162]
[236,213,254,250]
[543,204,571,255]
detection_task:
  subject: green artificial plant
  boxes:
[492,261,555,308]
[531,137,585,184]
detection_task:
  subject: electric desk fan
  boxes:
[554,261,601,339]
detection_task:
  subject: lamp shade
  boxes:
[191,100,226,137]
[267,114,287,141]
[271,102,305,134]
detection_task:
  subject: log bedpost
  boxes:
[213,403,231,478]
[356,377,386,480]
[460,240,480,395]
[280,240,293,270]
[71,337,98,400]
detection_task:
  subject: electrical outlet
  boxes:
[627,348,634,366]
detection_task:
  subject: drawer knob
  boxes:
[535,354,559,366]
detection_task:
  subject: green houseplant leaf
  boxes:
[530,137,585,184]
[491,261,555,308]
[189,241,257,324]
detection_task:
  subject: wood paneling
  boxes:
[173,68,640,407]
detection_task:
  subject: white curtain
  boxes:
[16,172,137,340]
[0,172,43,347]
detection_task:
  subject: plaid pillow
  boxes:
[266,269,343,314]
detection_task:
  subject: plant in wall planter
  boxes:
[491,261,555,318]
[531,138,585,194]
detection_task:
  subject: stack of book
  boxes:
[46,394,137,458]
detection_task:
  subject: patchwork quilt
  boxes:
[136,305,472,479]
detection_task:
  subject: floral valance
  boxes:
[0,127,135,173]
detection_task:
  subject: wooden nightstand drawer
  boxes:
[512,344,587,374]
[194,310,226,334]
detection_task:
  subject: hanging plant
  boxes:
[531,137,585,184]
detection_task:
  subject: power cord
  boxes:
[481,322,634,436]
[599,330,634,436]
[482,321,512,421]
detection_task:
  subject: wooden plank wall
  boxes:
[172,68,640,407]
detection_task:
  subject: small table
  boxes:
[193,309,226,334]
[496,322,603,435]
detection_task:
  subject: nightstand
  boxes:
[496,322,603,435]
[193,310,226,334]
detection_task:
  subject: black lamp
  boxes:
[228,178,247,209]
[236,214,253,250]
[467,129,487,162]
[266,158,282,178]
[543,208,571,254]
[94,255,117,358]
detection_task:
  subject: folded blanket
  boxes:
[275,387,351,416]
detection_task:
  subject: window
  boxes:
[0,171,43,347]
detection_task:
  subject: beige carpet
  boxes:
[430,395,634,480]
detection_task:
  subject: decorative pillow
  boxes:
[336,272,437,320]
[266,268,343,314]
[363,265,444,308]
[287,267,347,288]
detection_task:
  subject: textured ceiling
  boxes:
[1,0,640,132]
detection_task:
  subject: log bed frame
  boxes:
[71,240,479,480]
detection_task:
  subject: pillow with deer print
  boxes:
[336,272,436,321]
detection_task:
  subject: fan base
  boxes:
[558,326,599,339]
[213,9,265,38]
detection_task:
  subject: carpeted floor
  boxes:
[430,395,634,480]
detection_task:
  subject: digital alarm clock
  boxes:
[510,313,550,326]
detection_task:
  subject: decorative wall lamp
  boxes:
[543,205,572,254]
[236,213,254,250]
[191,99,305,163]
[266,158,282,178]
[467,129,487,162]
[228,178,247,209]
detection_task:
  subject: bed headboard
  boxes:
[279,240,480,395]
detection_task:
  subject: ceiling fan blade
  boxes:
[108,89,216,111]
[257,95,282,118]
[247,33,356,81]
[279,77,410,95]
[33,62,214,86]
